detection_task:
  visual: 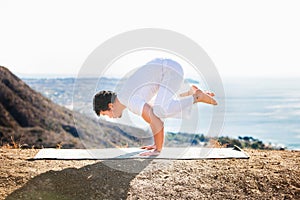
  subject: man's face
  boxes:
[100,109,114,118]
[99,103,122,118]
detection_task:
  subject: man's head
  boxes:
[93,90,117,117]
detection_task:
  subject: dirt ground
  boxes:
[0,148,299,200]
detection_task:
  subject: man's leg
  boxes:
[153,60,194,118]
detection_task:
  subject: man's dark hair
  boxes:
[93,90,117,116]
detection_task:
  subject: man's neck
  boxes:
[113,97,126,114]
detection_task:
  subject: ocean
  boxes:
[23,77,300,150]
[221,77,300,150]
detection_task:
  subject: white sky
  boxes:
[1,0,300,78]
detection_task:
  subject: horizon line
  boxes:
[17,72,300,80]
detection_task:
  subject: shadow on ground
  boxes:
[6,159,152,200]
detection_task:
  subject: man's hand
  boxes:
[139,149,160,156]
[140,144,156,150]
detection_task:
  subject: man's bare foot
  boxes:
[191,85,198,93]
[180,85,202,97]
[192,85,215,97]
[204,91,215,97]
[180,85,216,99]
[193,89,218,105]
[140,144,156,150]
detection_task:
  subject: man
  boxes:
[93,58,217,156]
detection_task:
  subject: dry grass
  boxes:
[1,135,64,150]
[56,142,63,149]
[1,136,23,149]
[208,138,228,148]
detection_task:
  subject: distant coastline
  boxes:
[165,132,285,150]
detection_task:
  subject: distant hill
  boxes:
[0,66,150,148]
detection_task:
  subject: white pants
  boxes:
[118,58,194,118]
[150,59,194,118]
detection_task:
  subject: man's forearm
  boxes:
[142,103,164,152]
[152,125,164,152]
[148,109,164,152]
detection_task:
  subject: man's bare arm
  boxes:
[141,103,164,152]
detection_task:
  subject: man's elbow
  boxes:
[149,109,164,130]
[142,103,164,128]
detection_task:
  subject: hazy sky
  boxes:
[1,0,300,78]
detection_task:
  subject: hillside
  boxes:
[0,66,150,148]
